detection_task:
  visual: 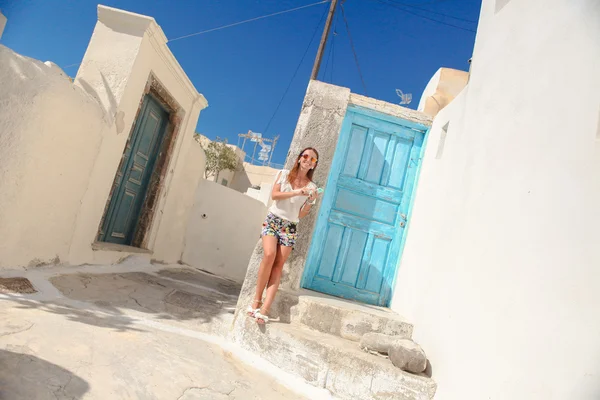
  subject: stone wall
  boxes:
[233,80,350,320]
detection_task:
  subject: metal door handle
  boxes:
[400,213,407,221]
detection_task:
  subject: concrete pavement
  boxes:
[0,258,331,400]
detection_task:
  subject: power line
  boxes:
[263,4,330,135]
[60,2,329,70]
[372,0,476,33]
[169,0,329,42]
[388,0,455,6]
[340,3,368,95]
[384,0,477,23]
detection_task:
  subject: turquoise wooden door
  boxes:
[100,95,169,245]
[302,106,427,306]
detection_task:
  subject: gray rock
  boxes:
[360,332,399,354]
[389,339,428,373]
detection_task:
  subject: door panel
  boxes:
[342,126,367,177]
[339,230,368,285]
[316,224,344,280]
[389,137,413,189]
[99,95,169,246]
[303,107,426,306]
[334,189,397,225]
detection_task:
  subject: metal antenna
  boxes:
[396,89,413,105]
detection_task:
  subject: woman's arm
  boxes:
[298,188,318,219]
[298,202,312,219]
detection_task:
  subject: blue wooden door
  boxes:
[100,95,169,245]
[302,107,426,306]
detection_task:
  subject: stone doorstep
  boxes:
[269,289,414,342]
[236,317,436,400]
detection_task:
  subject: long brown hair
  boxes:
[288,147,319,184]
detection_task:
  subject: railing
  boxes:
[243,154,284,170]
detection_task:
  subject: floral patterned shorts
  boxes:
[261,213,298,247]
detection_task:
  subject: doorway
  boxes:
[98,94,170,246]
[302,106,427,306]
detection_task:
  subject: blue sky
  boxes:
[0,0,481,164]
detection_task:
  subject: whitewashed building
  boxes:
[0,6,208,267]
[394,0,600,398]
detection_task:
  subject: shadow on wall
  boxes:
[0,349,90,399]
[231,168,252,193]
[77,72,119,127]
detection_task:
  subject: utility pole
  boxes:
[310,0,338,81]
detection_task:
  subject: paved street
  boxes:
[0,259,317,400]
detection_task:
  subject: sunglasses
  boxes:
[301,154,318,164]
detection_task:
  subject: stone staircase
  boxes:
[233,289,436,400]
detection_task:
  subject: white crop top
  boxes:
[268,169,317,223]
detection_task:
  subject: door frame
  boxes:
[301,104,431,307]
[96,73,185,249]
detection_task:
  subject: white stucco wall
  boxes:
[245,183,274,207]
[68,5,207,265]
[416,68,442,112]
[231,163,279,194]
[0,45,110,267]
[182,180,267,283]
[392,0,600,399]
[417,68,469,117]
[151,135,206,263]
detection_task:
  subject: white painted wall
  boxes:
[417,68,469,117]
[392,0,600,399]
[245,183,274,207]
[231,163,279,194]
[151,136,206,263]
[0,45,110,267]
[182,180,267,283]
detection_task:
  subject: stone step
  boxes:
[235,316,436,400]
[269,289,414,342]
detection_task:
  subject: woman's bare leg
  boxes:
[259,245,293,320]
[253,235,278,306]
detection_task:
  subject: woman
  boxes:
[248,147,320,324]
